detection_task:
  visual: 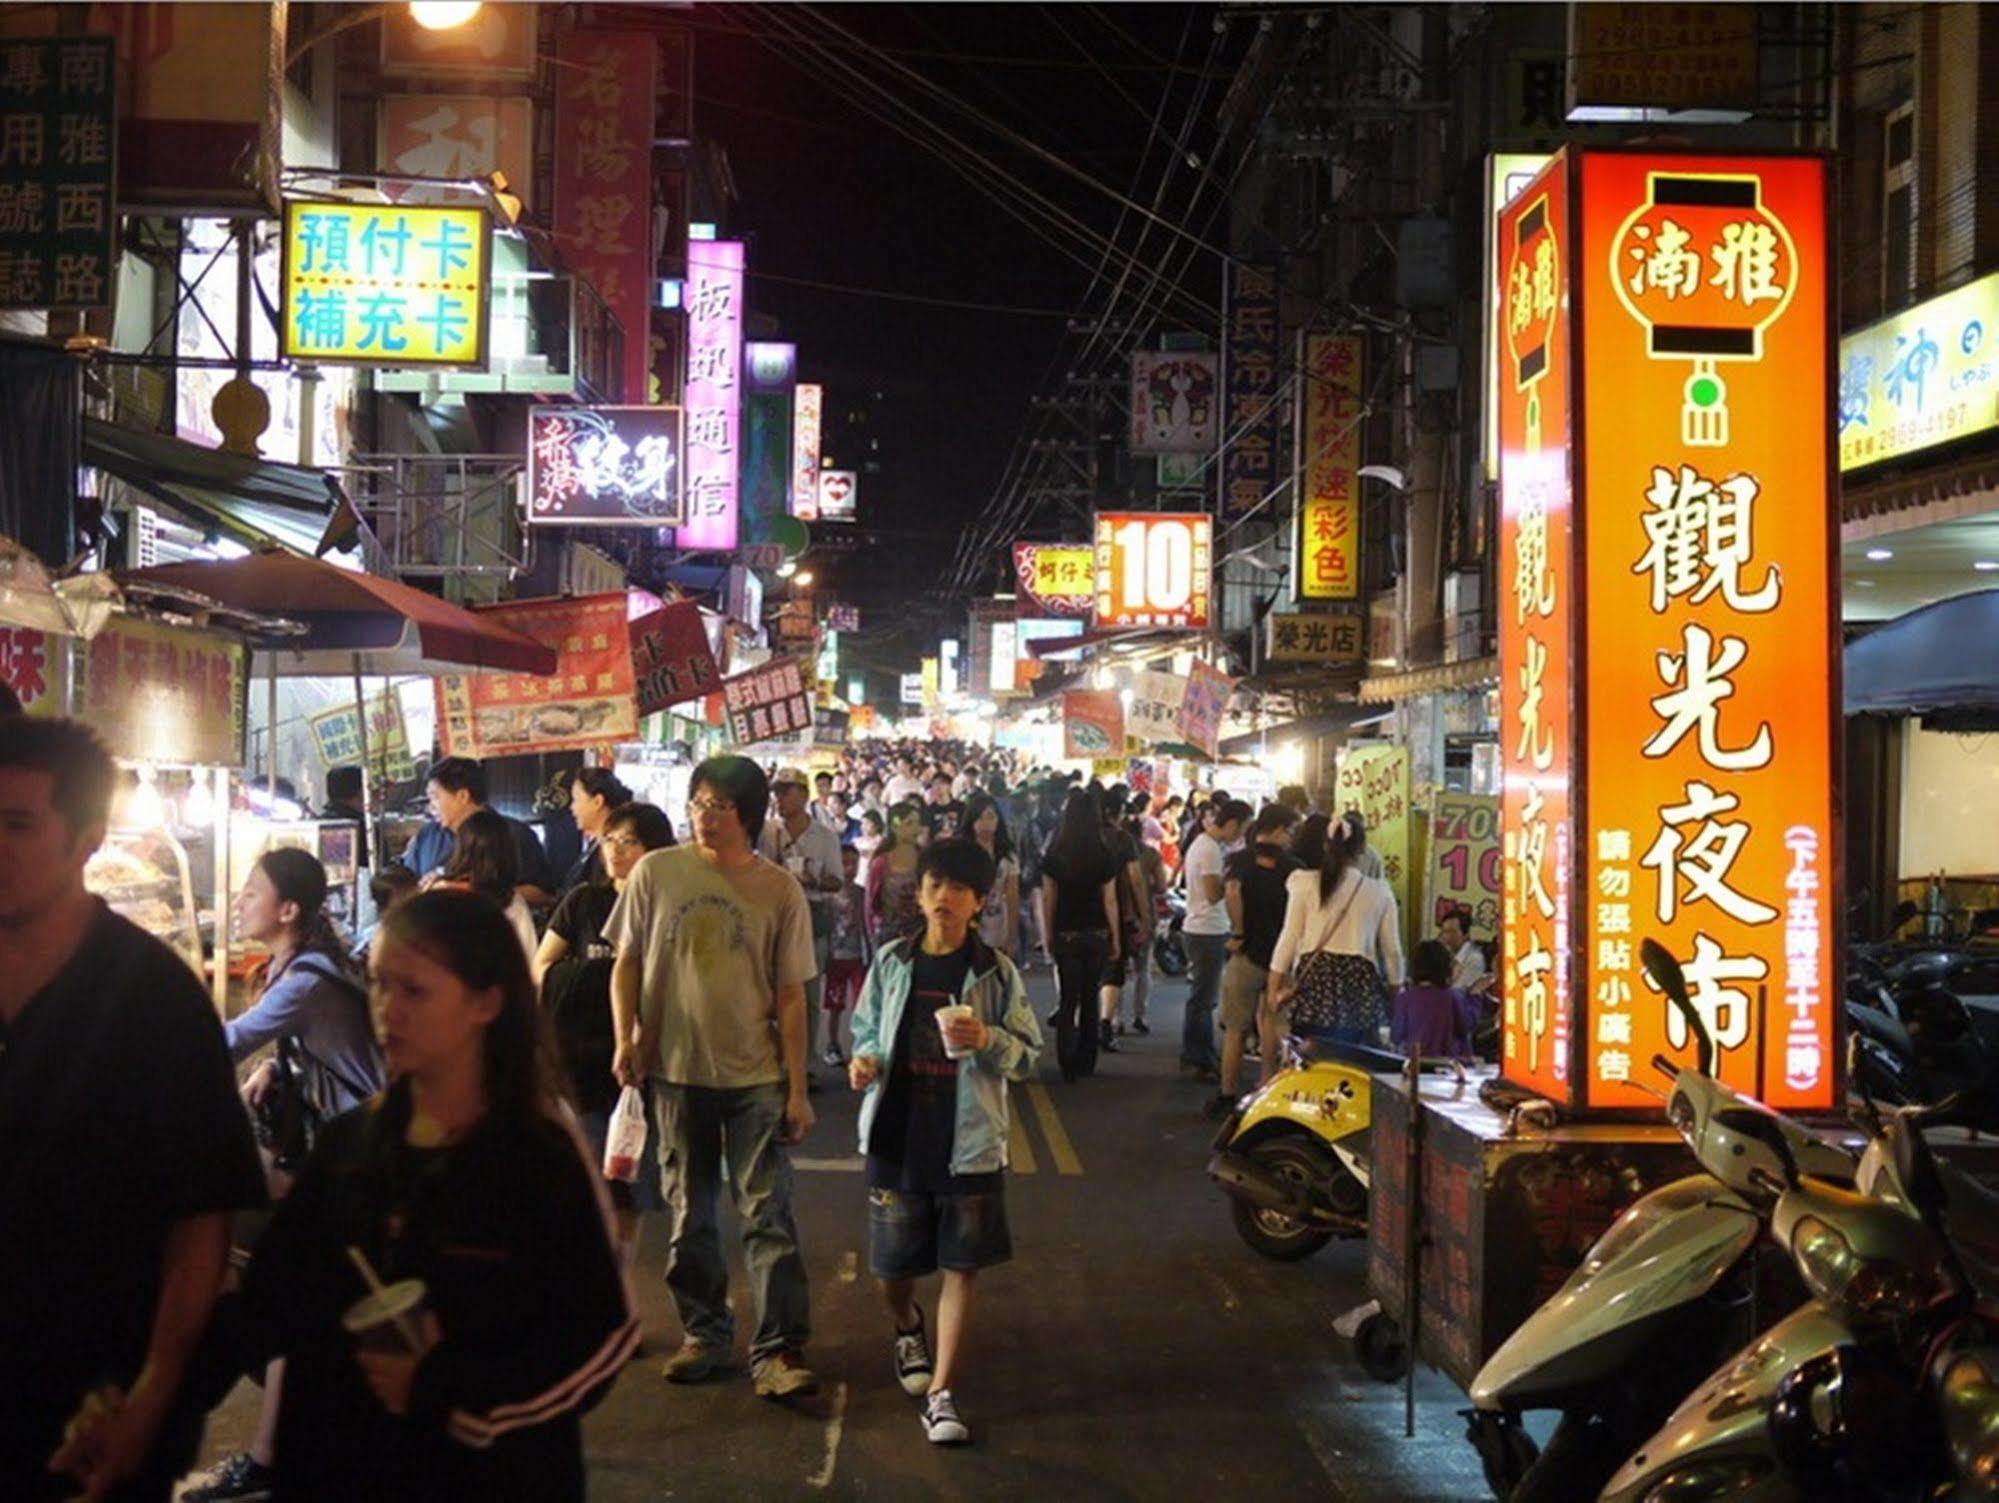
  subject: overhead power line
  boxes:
[747,268,1073,318]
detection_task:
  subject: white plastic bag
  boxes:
[603,1085,647,1183]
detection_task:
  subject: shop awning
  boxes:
[117,552,558,677]
[83,418,345,558]
[1218,705,1392,756]
[1846,589,1999,728]
[1357,654,1499,704]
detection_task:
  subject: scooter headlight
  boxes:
[1790,1216,1953,1324]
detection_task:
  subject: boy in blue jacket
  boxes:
[848,838,1043,1445]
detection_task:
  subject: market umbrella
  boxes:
[117,552,557,677]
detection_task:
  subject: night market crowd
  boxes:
[0,711,1498,1500]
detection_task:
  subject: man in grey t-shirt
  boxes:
[608,756,821,1400]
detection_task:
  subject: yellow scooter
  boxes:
[1205,1037,1394,1260]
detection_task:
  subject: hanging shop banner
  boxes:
[774,601,816,650]
[792,382,823,519]
[987,619,1018,695]
[1839,266,1999,472]
[629,600,721,716]
[1575,150,1835,1114]
[827,603,860,633]
[920,656,940,709]
[678,237,745,550]
[377,96,534,209]
[1062,690,1126,760]
[1221,259,1280,518]
[1336,743,1413,912]
[1265,610,1364,665]
[526,406,683,526]
[900,671,923,707]
[1496,158,1576,1105]
[1294,334,1365,601]
[436,594,637,759]
[1129,351,1219,455]
[720,656,813,748]
[554,28,656,405]
[308,689,415,783]
[380,3,537,79]
[281,201,491,367]
[0,626,67,717]
[0,35,116,311]
[1176,660,1235,760]
[76,616,245,768]
[816,469,856,523]
[1566,4,1757,123]
[1127,670,1187,747]
[1093,512,1213,631]
[1426,794,1501,942]
[1011,542,1095,619]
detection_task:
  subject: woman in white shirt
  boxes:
[1260,814,1404,1078]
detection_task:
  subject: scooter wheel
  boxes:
[1354,1311,1411,1382]
[1228,1138,1336,1260]
[1465,1408,1540,1499]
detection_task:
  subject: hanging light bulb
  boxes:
[408,1,482,32]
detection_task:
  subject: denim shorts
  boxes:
[868,1184,1012,1279]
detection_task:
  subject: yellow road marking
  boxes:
[1025,1082,1083,1176]
[1008,1108,1039,1175]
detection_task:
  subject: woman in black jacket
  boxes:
[229,889,636,1501]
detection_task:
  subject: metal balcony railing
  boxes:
[375,271,624,403]
[332,454,528,587]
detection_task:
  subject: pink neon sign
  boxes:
[677,239,744,551]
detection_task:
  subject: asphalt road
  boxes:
[193,966,1496,1502]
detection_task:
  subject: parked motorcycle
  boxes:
[1153,888,1187,978]
[1464,938,1854,1503]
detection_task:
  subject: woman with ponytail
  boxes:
[1257,813,1404,1081]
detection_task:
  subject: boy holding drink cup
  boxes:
[848,838,1043,1445]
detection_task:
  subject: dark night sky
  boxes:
[683,3,1230,652]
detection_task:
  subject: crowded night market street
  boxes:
[9,3,1999,1502]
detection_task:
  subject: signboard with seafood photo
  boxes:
[436,594,638,757]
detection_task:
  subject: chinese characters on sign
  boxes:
[282,201,490,366]
[307,689,415,782]
[1093,512,1212,631]
[792,382,823,519]
[1061,690,1125,760]
[1265,610,1364,665]
[1838,268,1999,471]
[0,626,62,715]
[0,36,116,311]
[827,603,860,633]
[1127,671,1187,747]
[721,657,813,749]
[678,239,745,550]
[78,617,245,768]
[1221,260,1280,518]
[553,28,656,404]
[1566,3,1757,121]
[1580,151,1834,1113]
[527,407,683,525]
[1011,542,1095,618]
[1295,334,1366,601]
[1337,744,1413,920]
[1129,351,1219,454]
[1496,163,1575,1103]
[377,96,534,209]
[1176,660,1235,760]
[436,594,637,758]
[1427,795,1502,942]
[629,600,720,716]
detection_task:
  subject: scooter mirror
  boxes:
[1641,937,1715,1078]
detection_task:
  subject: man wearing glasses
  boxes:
[608,756,822,1401]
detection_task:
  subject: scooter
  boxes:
[1206,1035,1389,1261]
[1153,888,1187,978]
[1464,938,1855,1503]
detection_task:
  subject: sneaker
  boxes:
[822,1044,846,1067]
[181,1453,277,1503]
[752,1349,821,1400]
[922,1388,970,1444]
[893,1307,935,1396]
[661,1340,728,1384]
[1131,1019,1151,1035]
[1099,1024,1121,1053]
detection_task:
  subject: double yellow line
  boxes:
[1010,1082,1083,1176]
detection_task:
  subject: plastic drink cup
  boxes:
[935,1004,977,1060]
[341,1278,431,1355]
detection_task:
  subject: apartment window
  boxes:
[1883,103,1916,305]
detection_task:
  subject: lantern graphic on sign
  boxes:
[1503,190,1562,453]
[1609,172,1798,448]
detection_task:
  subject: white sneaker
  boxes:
[922,1387,969,1445]
[893,1307,934,1397]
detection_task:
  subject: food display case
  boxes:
[87,827,204,978]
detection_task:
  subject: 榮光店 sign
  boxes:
[720,656,812,748]
[436,594,637,758]
[77,616,246,768]
[1011,542,1094,618]
[629,600,720,717]
[527,407,684,526]
[0,36,116,311]
[1265,610,1363,665]
[1839,267,1999,472]
[1093,512,1212,631]
[1497,150,1837,1115]
[282,200,490,366]
[1294,334,1365,601]
[1129,351,1218,455]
